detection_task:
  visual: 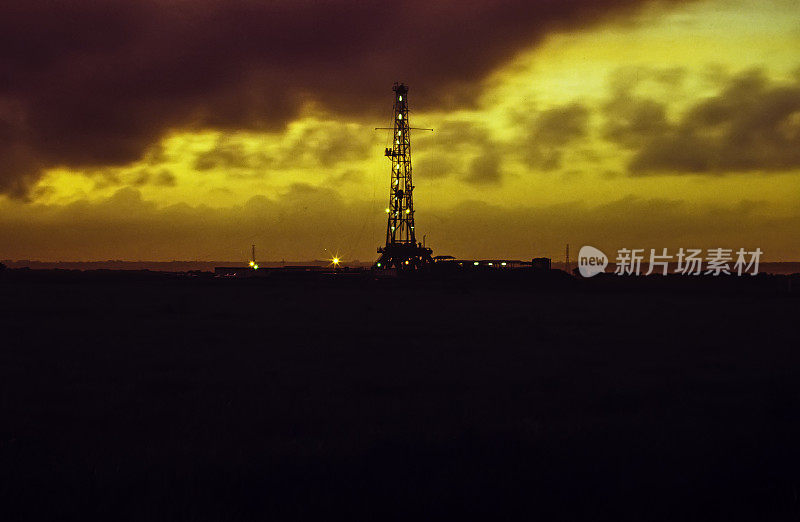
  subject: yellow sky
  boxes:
[3,0,799,262]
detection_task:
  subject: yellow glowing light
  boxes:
[385,208,390,213]
[249,261,255,267]
[405,209,410,214]
[398,96,402,101]
[501,262,507,266]
[397,114,402,120]
[253,264,259,269]
[474,262,479,266]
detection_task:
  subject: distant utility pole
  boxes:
[565,243,570,274]
[249,244,258,269]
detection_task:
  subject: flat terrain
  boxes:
[1,272,799,520]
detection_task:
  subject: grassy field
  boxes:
[1,273,799,520]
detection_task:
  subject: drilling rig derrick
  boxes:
[375,83,433,270]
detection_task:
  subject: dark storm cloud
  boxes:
[533,103,590,145]
[130,168,176,187]
[279,123,378,169]
[414,155,456,179]
[417,119,500,183]
[80,165,177,189]
[417,101,590,185]
[600,66,678,149]
[0,0,694,195]
[626,70,800,174]
[152,169,178,187]
[194,140,257,172]
[193,123,377,174]
[519,102,590,170]
[602,96,669,148]
[465,153,502,185]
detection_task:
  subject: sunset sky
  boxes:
[1,0,799,262]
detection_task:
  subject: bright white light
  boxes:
[398,96,402,101]
[397,114,402,120]
[385,208,390,213]
[376,262,381,267]
[488,262,493,266]
[501,262,507,266]
[332,257,340,266]
[253,264,259,269]
[474,261,479,266]
[405,209,410,214]
[249,261,255,267]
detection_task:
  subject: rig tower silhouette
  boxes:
[375,83,433,269]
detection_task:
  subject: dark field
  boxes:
[2,272,799,520]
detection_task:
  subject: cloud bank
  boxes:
[0,0,693,195]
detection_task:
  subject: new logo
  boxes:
[578,245,608,278]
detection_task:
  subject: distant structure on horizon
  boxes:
[375,83,434,270]
[565,243,570,274]
[212,83,560,277]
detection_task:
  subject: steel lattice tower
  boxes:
[386,83,414,245]
[375,83,433,269]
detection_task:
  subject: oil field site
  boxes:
[3,0,800,520]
